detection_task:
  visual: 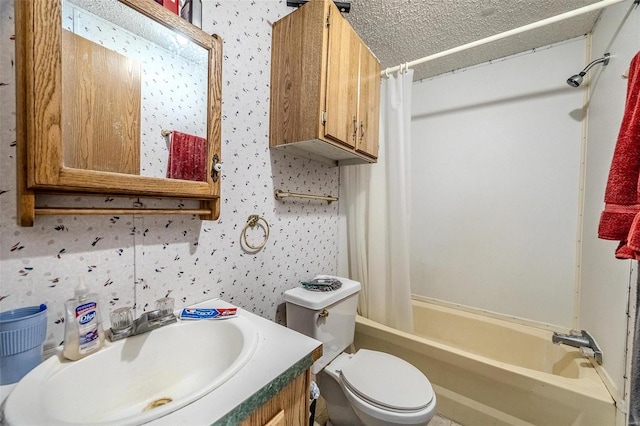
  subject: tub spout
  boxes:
[552,330,603,364]
[552,330,589,347]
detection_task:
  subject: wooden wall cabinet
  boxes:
[270,0,381,166]
[15,0,222,226]
[239,370,310,426]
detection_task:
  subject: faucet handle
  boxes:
[110,307,134,332]
[580,347,595,358]
[155,297,175,317]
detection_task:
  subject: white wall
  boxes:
[407,0,638,402]
[581,0,640,402]
[410,39,586,328]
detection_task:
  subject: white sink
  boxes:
[3,314,258,425]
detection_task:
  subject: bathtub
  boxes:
[354,299,616,426]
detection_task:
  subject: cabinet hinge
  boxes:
[326,14,330,28]
[321,111,327,125]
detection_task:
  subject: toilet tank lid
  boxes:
[284,276,361,310]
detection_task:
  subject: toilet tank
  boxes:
[284,277,361,374]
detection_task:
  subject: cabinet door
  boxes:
[239,371,308,426]
[17,0,221,201]
[356,43,380,159]
[263,410,285,426]
[323,6,360,148]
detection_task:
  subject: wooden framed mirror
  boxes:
[15,0,222,226]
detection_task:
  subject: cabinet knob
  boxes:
[360,121,365,142]
[212,154,222,182]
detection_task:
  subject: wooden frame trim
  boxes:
[15,0,222,225]
[15,0,35,226]
[28,0,63,187]
[35,207,213,216]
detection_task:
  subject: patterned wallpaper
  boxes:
[0,0,340,352]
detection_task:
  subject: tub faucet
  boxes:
[552,330,603,364]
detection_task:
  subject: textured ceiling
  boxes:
[343,0,606,81]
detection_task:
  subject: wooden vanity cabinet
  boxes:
[240,370,310,426]
[270,0,381,166]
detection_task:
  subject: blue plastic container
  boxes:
[0,304,47,385]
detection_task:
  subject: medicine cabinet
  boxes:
[15,0,222,226]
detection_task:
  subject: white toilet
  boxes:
[284,277,436,426]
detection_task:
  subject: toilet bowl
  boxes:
[320,350,436,426]
[283,276,437,426]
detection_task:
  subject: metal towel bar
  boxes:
[274,190,338,204]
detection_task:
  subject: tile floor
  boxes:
[313,414,461,426]
[429,415,464,426]
[312,395,462,426]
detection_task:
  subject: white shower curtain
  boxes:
[342,69,414,333]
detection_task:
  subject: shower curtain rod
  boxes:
[382,0,630,76]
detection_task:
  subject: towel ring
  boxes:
[241,215,270,252]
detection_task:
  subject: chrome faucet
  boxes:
[552,330,603,364]
[130,309,177,335]
[107,298,177,342]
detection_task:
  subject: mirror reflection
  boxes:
[61,0,209,181]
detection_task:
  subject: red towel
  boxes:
[166,130,208,182]
[598,51,640,259]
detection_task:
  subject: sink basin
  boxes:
[3,314,258,425]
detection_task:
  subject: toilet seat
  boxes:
[339,349,434,412]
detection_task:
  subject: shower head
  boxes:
[566,53,610,87]
[567,72,586,87]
